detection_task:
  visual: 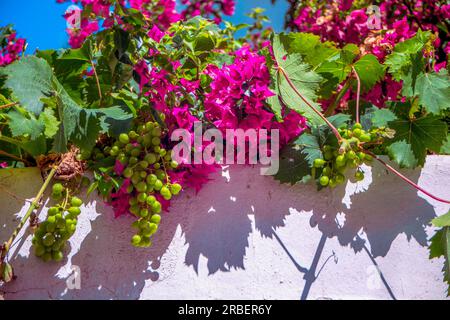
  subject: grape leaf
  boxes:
[39,108,60,139]
[388,115,447,166]
[1,56,53,115]
[7,110,44,140]
[353,54,385,92]
[274,143,311,185]
[429,217,450,296]
[269,34,324,125]
[369,108,398,127]
[284,32,339,69]
[386,140,418,169]
[294,133,323,166]
[414,70,450,115]
[441,135,450,154]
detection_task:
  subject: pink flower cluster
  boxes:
[57,0,236,48]
[204,46,307,145]
[0,32,26,67]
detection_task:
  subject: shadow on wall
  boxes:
[0,161,440,299]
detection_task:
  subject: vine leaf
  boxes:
[386,140,418,169]
[414,70,450,115]
[430,210,450,296]
[7,110,44,140]
[353,54,385,92]
[274,143,311,185]
[1,56,53,115]
[441,135,450,154]
[269,34,324,126]
[387,115,447,166]
[368,108,398,127]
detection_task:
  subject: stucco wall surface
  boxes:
[0,156,449,300]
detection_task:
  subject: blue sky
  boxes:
[0,0,288,53]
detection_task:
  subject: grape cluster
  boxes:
[313,123,377,188]
[32,183,82,262]
[111,121,183,248]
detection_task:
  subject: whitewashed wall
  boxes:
[0,156,449,300]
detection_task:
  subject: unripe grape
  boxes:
[48,207,59,216]
[146,195,156,206]
[355,171,365,181]
[150,214,162,225]
[136,181,147,193]
[159,149,167,157]
[353,123,363,130]
[46,222,56,233]
[47,216,56,224]
[71,197,83,208]
[52,183,64,195]
[154,180,163,191]
[139,161,149,169]
[129,157,139,165]
[52,251,64,262]
[142,134,152,147]
[137,125,146,134]
[129,131,138,139]
[336,155,346,167]
[35,245,46,257]
[324,151,333,160]
[152,137,161,146]
[67,207,81,216]
[140,208,149,218]
[110,146,120,156]
[152,127,162,137]
[130,204,140,216]
[129,197,138,206]
[131,235,142,246]
[346,151,356,160]
[125,143,134,153]
[154,146,161,153]
[360,134,371,143]
[314,159,326,168]
[153,163,161,170]
[145,122,155,132]
[322,167,332,177]
[123,168,133,179]
[43,234,56,247]
[145,153,157,165]
[329,179,337,188]
[139,171,148,179]
[364,154,373,162]
[151,201,162,214]
[137,193,147,203]
[352,128,362,138]
[170,160,179,169]
[335,174,345,184]
[170,183,182,195]
[155,170,166,180]
[319,176,330,186]
[131,148,141,157]
[161,187,172,200]
[119,133,130,144]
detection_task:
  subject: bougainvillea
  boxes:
[0,26,26,67]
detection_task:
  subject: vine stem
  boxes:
[90,60,102,102]
[278,67,343,142]
[352,66,361,124]
[365,151,450,204]
[0,102,19,110]
[0,150,32,166]
[0,166,58,262]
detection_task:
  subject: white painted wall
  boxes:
[0,156,449,300]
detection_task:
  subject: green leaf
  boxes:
[1,56,53,115]
[429,226,450,296]
[441,134,450,154]
[433,211,450,228]
[386,140,418,169]
[7,110,44,140]
[294,133,322,166]
[269,34,324,125]
[274,143,311,185]
[39,108,60,138]
[353,54,385,92]
[414,70,450,115]
[286,32,339,69]
[388,115,447,166]
[370,108,398,127]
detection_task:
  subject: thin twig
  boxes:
[352,66,361,124]
[365,151,450,204]
[278,67,343,142]
[90,60,103,102]
[0,150,32,166]
[0,102,19,111]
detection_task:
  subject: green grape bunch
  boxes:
[312,123,391,188]
[32,183,83,262]
[110,120,183,248]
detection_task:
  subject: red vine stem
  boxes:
[365,151,450,204]
[352,66,361,124]
[278,67,343,142]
